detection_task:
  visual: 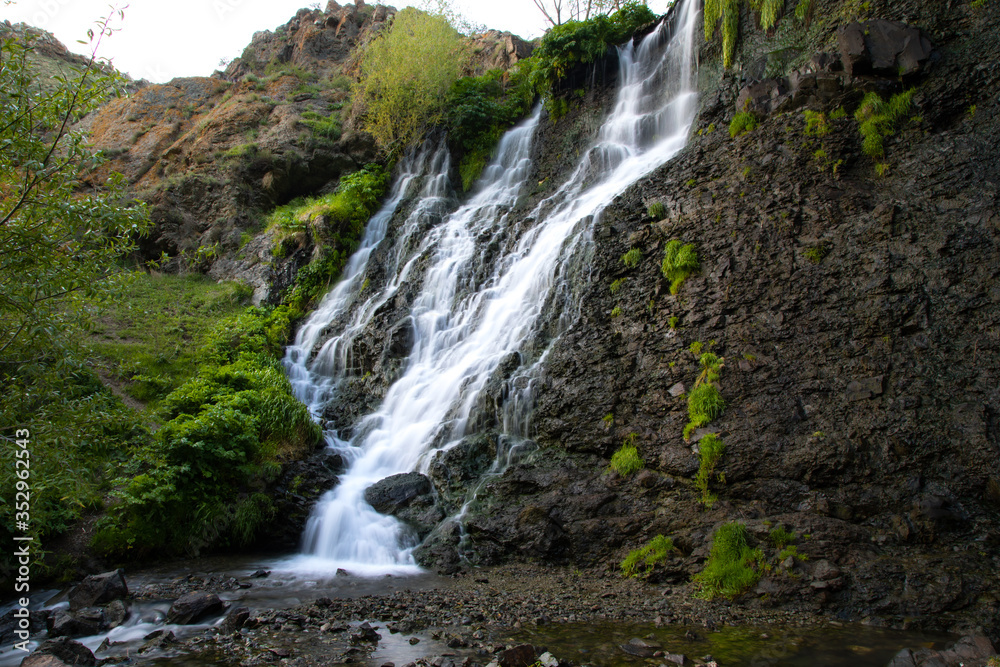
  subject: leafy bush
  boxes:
[803,110,830,137]
[693,522,763,599]
[621,248,642,268]
[610,278,626,294]
[647,201,666,219]
[855,89,915,162]
[300,110,342,141]
[95,310,322,558]
[729,111,758,138]
[685,353,725,440]
[695,433,726,506]
[353,8,468,154]
[661,240,699,294]
[610,433,643,477]
[530,2,656,99]
[621,535,674,577]
[446,65,536,190]
[768,525,797,549]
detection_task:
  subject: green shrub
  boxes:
[689,341,704,356]
[621,248,642,268]
[610,433,643,477]
[647,201,666,219]
[610,278,626,294]
[529,2,656,100]
[668,316,679,329]
[300,110,342,141]
[803,110,829,137]
[611,305,623,318]
[693,522,763,599]
[804,246,827,264]
[685,353,726,440]
[661,240,699,294]
[447,64,536,191]
[621,535,674,577]
[854,89,915,162]
[695,433,726,506]
[768,525,797,549]
[353,8,468,153]
[729,111,758,138]
[95,309,322,558]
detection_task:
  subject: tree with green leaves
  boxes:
[352,7,468,155]
[0,14,150,372]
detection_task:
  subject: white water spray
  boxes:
[284,0,699,574]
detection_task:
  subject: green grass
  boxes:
[729,111,758,138]
[85,274,254,409]
[695,433,726,506]
[768,526,797,549]
[621,535,674,578]
[621,248,642,268]
[684,353,726,440]
[647,201,666,219]
[694,522,763,599]
[610,433,643,477]
[610,278,626,294]
[855,89,915,162]
[661,240,699,294]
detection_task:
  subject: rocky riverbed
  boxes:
[8,564,997,667]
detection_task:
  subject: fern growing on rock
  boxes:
[661,240,699,294]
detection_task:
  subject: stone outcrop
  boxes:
[364,472,443,539]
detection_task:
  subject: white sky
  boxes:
[2,0,675,83]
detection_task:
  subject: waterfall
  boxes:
[283,0,699,575]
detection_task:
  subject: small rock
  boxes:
[102,600,129,630]
[409,637,420,645]
[219,606,250,634]
[251,569,271,578]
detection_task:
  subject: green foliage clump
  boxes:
[854,89,915,164]
[804,245,828,264]
[647,201,666,219]
[447,65,536,191]
[668,316,679,329]
[729,111,758,138]
[529,2,656,100]
[768,525,797,549]
[685,353,725,440]
[94,309,322,558]
[610,433,643,477]
[695,433,726,506]
[621,248,642,268]
[300,110,342,141]
[794,0,814,21]
[661,240,699,294]
[610,305,623,318]
[610,278,626,294]
[803,110,830,137]
[621,535,674,578]
[353,8,468,154]
[751,0,784,29]
[693,522,763,599]
[778,544,808,561]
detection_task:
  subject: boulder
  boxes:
[166,592,226,624]
[364,472,433,514]
[498,644,537,667]
[102,599,129,630]
[67,569,128,611]
[838,20,934,78]
[46,610,101,639]
[22,636,96,667]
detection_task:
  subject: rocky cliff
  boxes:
[298,0,1000,640]
[444,0,999,638]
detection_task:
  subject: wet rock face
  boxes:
[364,472,444,539]
[451,0,1000,637]
[838,20,935,78]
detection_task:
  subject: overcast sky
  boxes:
[3,0,675,83]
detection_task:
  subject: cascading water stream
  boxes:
[283,0,699,574]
